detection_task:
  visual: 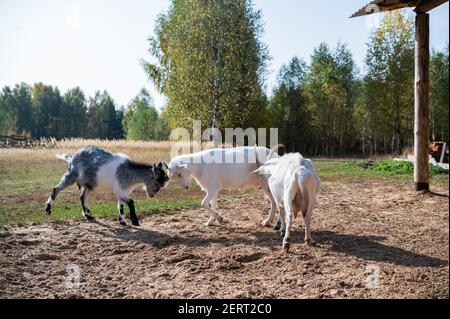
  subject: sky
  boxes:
[0,0,448,110]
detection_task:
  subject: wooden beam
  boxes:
[350,0,448,18]
[416,0,448,13]
[414,13,430,191]
[350,0,417,18]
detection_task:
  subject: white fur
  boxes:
[95,156,128,193]
[254,153,320,251]
[168,146,279,226]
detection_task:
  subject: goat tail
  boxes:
[254,144,284,167]
[268,144,284,161]
[55,153,73,162]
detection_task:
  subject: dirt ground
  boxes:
[0,179,448,299]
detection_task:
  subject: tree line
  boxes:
[0,84,169,141]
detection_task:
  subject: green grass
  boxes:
[0,198,200,226]
[313,159,448,187]
[344,159,448,177]
[313,159,373,185]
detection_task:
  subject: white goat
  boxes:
[253,150,320,251]
[168,146,281,226]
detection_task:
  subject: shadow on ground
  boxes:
[90,220,448,268]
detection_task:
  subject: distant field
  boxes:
[0,139,447,226]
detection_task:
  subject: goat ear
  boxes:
[152,165,161,177]
[159,161,169,174]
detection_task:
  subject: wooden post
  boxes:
[414,13,430,192]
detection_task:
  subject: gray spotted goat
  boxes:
[45,146,169,226]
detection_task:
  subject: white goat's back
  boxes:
[200,147,272,190]
[261,153,320,210]
[170,146,277,191]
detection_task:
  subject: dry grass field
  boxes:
[0,139,448,298]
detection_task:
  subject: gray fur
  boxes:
[68,146,115,190]
[116,160,160,194]
[45,146,169,226]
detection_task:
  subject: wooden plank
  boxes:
[416,0,448,13]
[414,13,430,191]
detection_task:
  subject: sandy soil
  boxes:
[0,179,448,299]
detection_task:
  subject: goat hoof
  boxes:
[84,214,95,221]
[119,220,127,226]
[132,220,140,227]
[261,220,271,227]
[280,230,286,237]
[218,217,227,224]
[45,204,52,215]
[273,223,281,231]
[205,217,215,226]
[283,242,290,252]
